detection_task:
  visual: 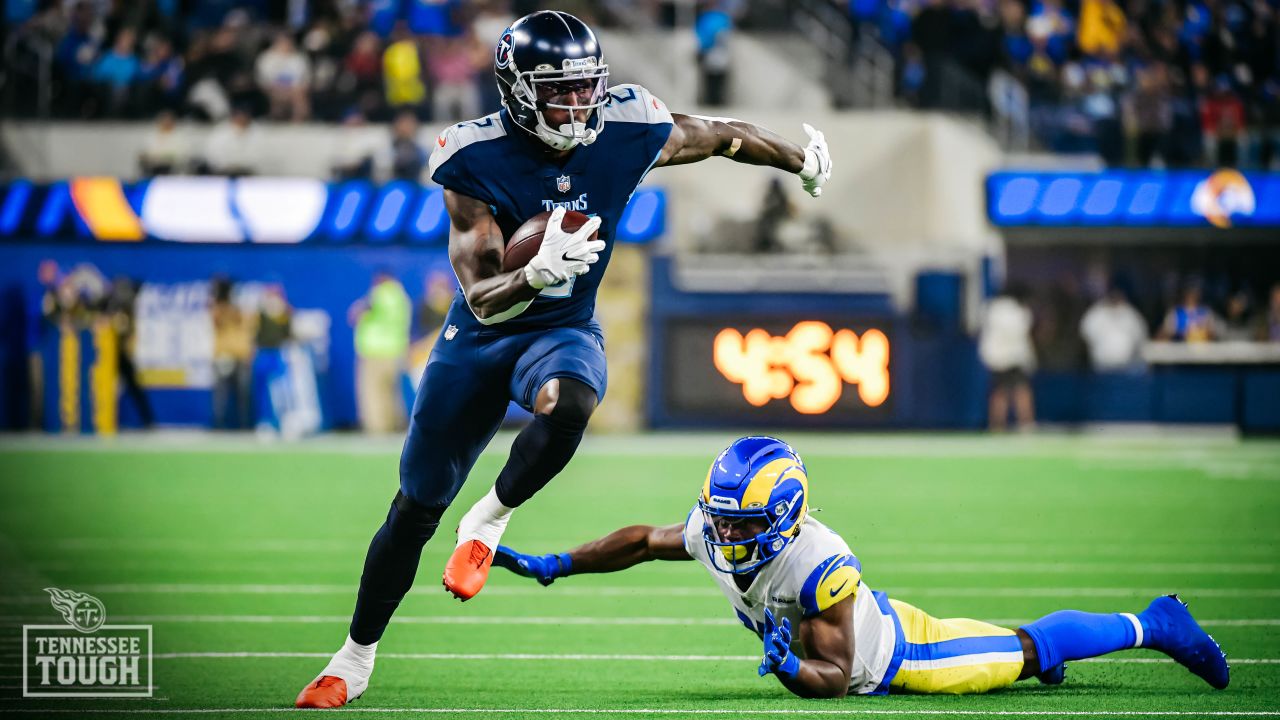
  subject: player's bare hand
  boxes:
[798,123,831,198]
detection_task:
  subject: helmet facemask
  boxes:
[501,58,609,152]
[700,488,805,575]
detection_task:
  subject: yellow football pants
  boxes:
[887,599,1025,694]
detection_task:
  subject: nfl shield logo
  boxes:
[556,175,572,194]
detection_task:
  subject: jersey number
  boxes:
[540,276,575,299]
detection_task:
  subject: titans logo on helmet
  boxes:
[495,29,513,70]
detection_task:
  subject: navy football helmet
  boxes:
[494,11,609,152]
[699,437,810,575]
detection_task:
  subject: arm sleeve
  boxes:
[799,554,862,618]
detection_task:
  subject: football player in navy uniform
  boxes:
[296,10,833,708]
[495,436,1230,698]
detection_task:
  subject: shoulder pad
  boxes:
[799,553,861,617]
[602,84,673,126]
[429,113,507,178]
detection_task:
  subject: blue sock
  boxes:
[1020,610,1144,671]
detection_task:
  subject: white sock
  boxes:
[318,635,376,699]
[456,487,515,550]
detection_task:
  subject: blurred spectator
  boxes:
[256,31,311,121]
[340,31,385,118]
[203,107,262,176]
[1125,63,1173,167]
[427,35,483,122]
[350,271,411,433]
[383,23,426,113]
[211,276,253,430]
[754,177,793,254]
[1201,74,1246,167]
[1265,284,1280,342]
[105,276,154,428]
[252,283,293,433]
[137,34,185,113]
[378,109,428,182]
[1158,284,1220,342]
[90,27,140,116]
[139,110,190,175]
[695,5,733,107]
[330,111,378,180]
[1221,289,1255,341]
[979,286,1036,432]
[1079,287,1148,371]
[415,270,456,342]
[55,2,103,114]
[1076,0,1125,56]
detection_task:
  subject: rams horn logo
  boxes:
[1191,169,1256,229]
[495,30,514,70]
[45,587,107,633]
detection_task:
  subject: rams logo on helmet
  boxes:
[699,436,809,575]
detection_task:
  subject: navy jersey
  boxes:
[429,83,673,331]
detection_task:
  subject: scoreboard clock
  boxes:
[656,316,894,426]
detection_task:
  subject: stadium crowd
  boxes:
[5,0,1274,167]
[856,0,1280,167]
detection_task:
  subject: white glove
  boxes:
[524,207,605,290]
[797,123,832,198]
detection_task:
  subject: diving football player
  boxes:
[295,11,834,708]
[495,436,1231,697]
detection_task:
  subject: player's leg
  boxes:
[1019,594,1229,689]
[444,325,605,600]
[296,339,509,707]
[988,373,1010,431]
[886,599,1025,695]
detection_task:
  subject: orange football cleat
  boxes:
[443,539,495,600]
[295,675,350,708]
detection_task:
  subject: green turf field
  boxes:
[0,432,1277,719]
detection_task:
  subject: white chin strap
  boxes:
[537,121,597,152]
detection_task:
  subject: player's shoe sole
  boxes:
[1140,594,1230,690]
[443,539,495,601]
[296,675,359,708]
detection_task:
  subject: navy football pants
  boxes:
[397,307,608,510]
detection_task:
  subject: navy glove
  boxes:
[493,546,572,587]
[757,608,801,681]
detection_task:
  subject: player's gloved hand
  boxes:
[493,545,572,587]
[524,206,605,290]
[797,123,832,198]
[757,608,801,681]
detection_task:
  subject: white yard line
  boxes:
[29,583,1279,599]
[131,652,1280,664]
[35,538,1280,558]
[2,614,1277,628]
[1,709,1279,717]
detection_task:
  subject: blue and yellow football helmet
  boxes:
[699,436,809,574]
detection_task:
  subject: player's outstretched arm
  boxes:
[656,114,832,197]
[759,601,856,698]
[494,523,691,586]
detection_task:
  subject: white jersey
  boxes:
[683,511,898,695]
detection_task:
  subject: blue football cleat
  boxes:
[1139,594,1230,689]
[1036,662,1066,685]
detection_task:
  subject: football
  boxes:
[501,210,597,272]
